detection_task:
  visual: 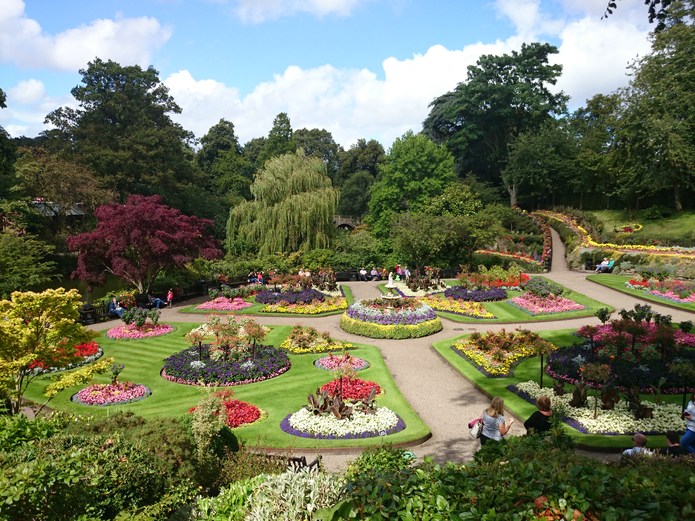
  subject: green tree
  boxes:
[367,131,455,238]
[335,138,385,187]
[0,233,56,297]
[43,59,199,211]
[337,171,374,218]
[0,288,108,414]
[0,88,16,198]
[293,128,342,181]
[615,1,695,211]
[256,112,296,167]
[226,149,339,255]
[603,0,673,31]
[419,181,483,217]
[423,42,568,206]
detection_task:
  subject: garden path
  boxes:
[92,229,694,472]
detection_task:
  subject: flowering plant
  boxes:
[420,296,495,319]
[509,294,585,315]
[73,381,150,406]
[256,288,327,305]
[320,377,381,401]
[281,325,352,354]
[28,340,102,374]
[345,299,437,325]
[196,297,253,311]
[261,296,347,314]
[106,323,174,340]
[458,264,530,290]
[282,405,404,439]
[315,353,369,371]
[188,389,262,428]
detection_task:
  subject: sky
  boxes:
[0,0,654,150]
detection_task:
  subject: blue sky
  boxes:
[1,0,653,149]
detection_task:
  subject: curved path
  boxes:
[91,229,694,472]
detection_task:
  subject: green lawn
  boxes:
[24,321,429,449]
[587,274,695,313]
[433,330,683,451]
[588,209,695,243]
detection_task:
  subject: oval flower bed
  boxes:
[320,377,381,400]
[513,381,683,435]
[340,299,442,339]
[452,329,556,377]
[196,297,253,311]
[29,340,103,375]
[107,323,174,340]
[444,287,507,302]
[280,325,353,354]
[315,353,369,371]
[261,296,347,315]
[72,381,151,406]
[420,296,495,319]
[281,406,405,439]
[161,345,290,386]
[509,294,585,315]
[189,390,263,428]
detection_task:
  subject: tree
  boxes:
[335,139,385,187]
[337,171,374,218]
[68,195,221,294]
[293,128,342,181]
[0,88,16,198]
[603,1,673,31]
[0,233,56,298]
[614,1,695,211]
[367,131,455,238]
[256,112,296,167]
[419,181,483,217]
[423,42,568,206]
[226,149,339,256]
[0,288,108,414]
[43,59,198,210]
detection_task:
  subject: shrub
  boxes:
[521,276,565,297]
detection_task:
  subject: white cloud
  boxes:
[8,79,46,105]
[0,0,172,71]
[232,0,364,23]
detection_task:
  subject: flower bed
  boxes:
[255,288,327,305]
[281,406,405,439]
[626,277,695,304]
[28,340,103,375]
[107,323,174,340]
[345,299,437,325]
[389,281,447,297]
[340,315,442,339]
[420,296,495,319]
[196,297,253,311]
[161,345,290,386]
[444,287,507,302]
[452,329,556,377]
[280,325,353,354]
[189,390,262,428]
[72,381,151,406]
[261,296,347,314]
[320,377,381,401]
[314,353,369,371]
[509,294,585,315]
[457,265,530,290]
[513,381,683,434]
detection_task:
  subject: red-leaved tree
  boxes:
[68,195,221,294]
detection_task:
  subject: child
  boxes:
[166,288,174,307]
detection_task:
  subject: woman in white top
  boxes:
[681,392,695,454]
[480,397,514,445]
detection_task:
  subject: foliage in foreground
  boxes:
[324,434,695,520]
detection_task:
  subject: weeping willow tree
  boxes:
[226,149,339,255]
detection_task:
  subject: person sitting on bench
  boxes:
[597,259,615,273]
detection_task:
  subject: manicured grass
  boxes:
[589,209,695,242]
[25,321,429,449]
[433,330,682,450]
[587,274,695,313]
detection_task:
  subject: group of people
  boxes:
[594,257,614,273]
[358,265,411,282]
[107,289,173,318]
[476,392,695,457]
[247,271,266,284]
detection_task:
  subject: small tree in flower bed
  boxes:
[189,389,261,428]
[444,286,506,302]
[255,288,326,305]
[458,264,530,290]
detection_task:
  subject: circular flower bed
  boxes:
[72,381,151,406]
[107,323,174,340]
[320,377,381,400]
[341,299,442,339]
[161,344,290,386]
[314,353,369,371]
[444,287,507,302]
[196,297,253,311]
[281,406,405,439]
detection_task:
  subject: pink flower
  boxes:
[74,381,150,405]
[196,297,253,311]
[107,323,174,339]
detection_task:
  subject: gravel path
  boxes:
[91,229,694,472]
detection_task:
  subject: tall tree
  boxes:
[43,59,198,210]
[603,1,673,31]
[68,195,221,294]
[226,149,339,256]
[293,128,342,181]
[335,138,385,187]
[0,88,16,198]
[367,131,455,238]
[337,171,374,218]
[256,112,296,167]
[0,233,56,298]
[423,42,568,206]
[615,0,695,211]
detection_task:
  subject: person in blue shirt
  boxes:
[108,297,124,318]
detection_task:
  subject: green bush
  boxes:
[522,277,565,297]
[343,446,414,483]
[0,413,69,452]
[339,315,443,339]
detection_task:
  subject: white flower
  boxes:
[190,360,206,369]
[288,405,399,437]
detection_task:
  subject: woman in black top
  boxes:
[524,395,552,434]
